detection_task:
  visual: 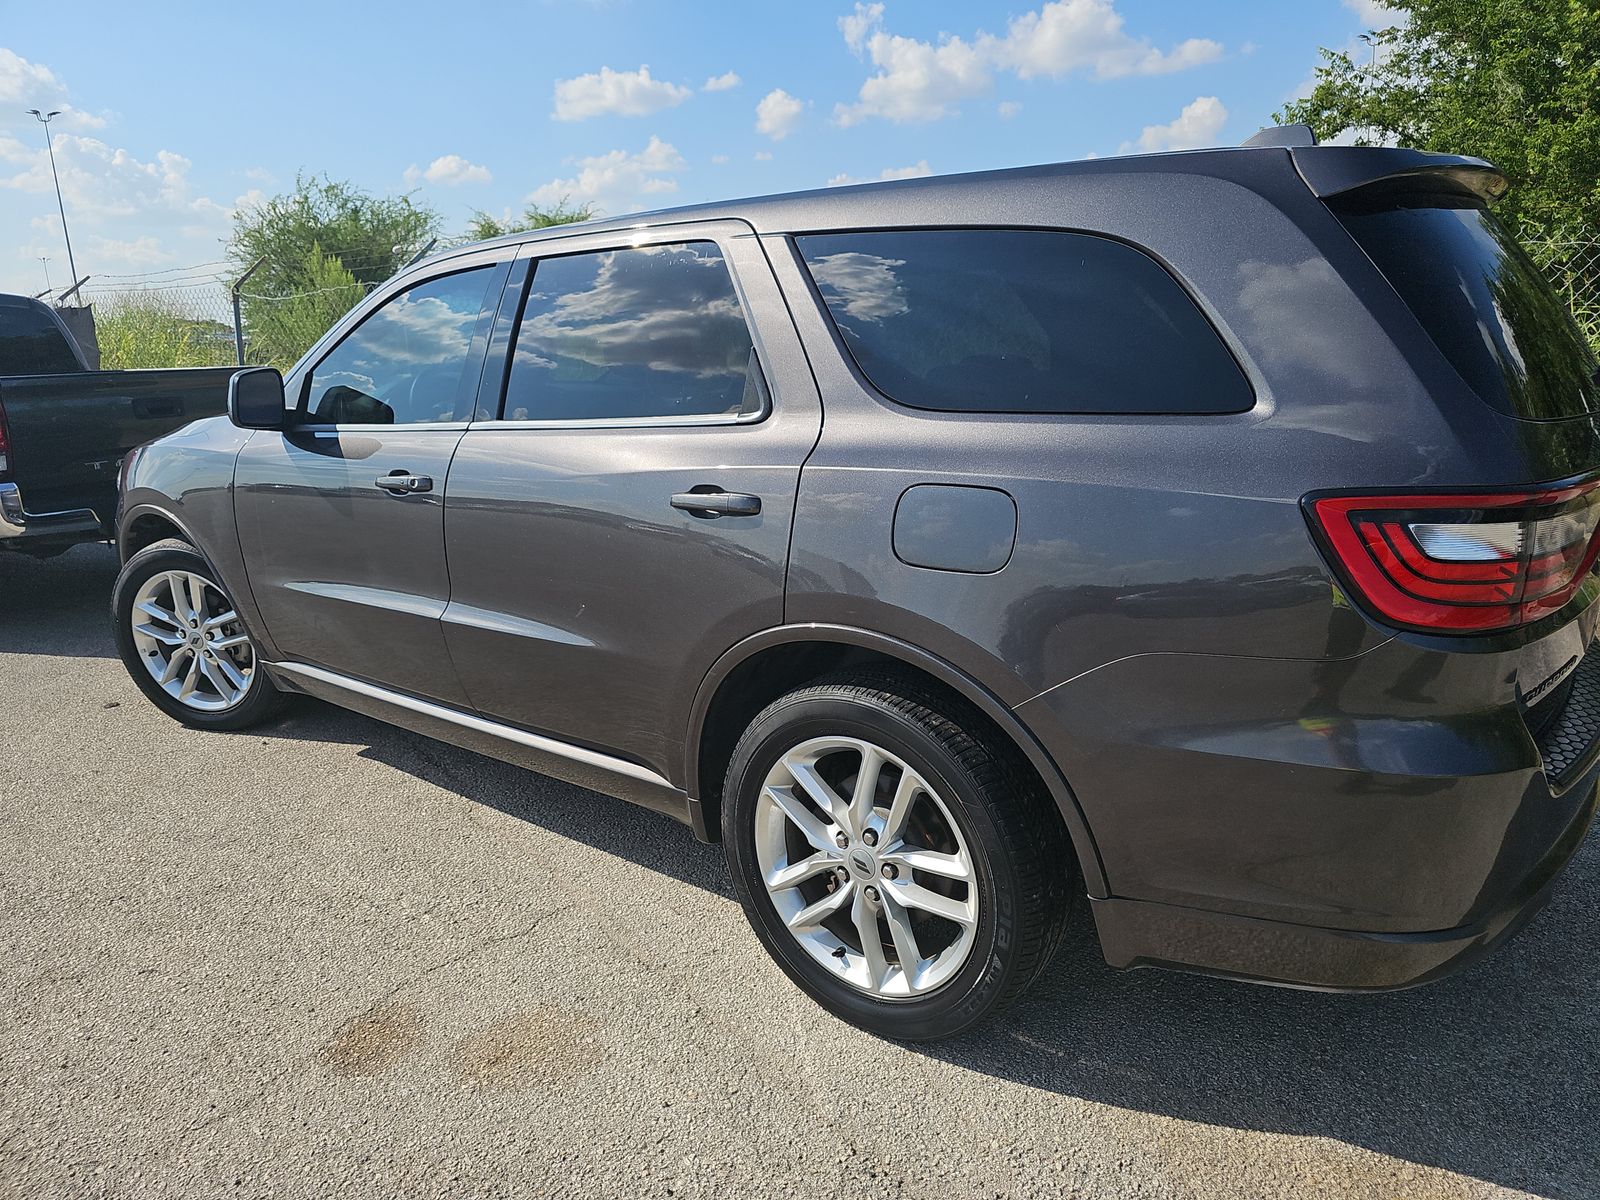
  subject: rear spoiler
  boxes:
[1243,126,1507,205]
[1290,146,1508,205]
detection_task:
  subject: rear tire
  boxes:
[111,538,285,731]
[722,673,1074,1040]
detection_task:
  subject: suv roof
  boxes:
[415,143,1502,275]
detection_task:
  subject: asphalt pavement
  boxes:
[2,544,1597,1199]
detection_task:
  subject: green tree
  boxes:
[464,197,596,243]
[229,174,440,366]
[1275,0,1600,238]
[241,244,367,371]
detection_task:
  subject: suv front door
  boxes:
[441,222,821,783]
[234,255,507,705]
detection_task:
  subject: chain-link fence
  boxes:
[70,252,389,371]
[81,275,238,370]
[1523,227,1600,354]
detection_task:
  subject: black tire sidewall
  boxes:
[111,542,279,731]
[724,691,1028,1041]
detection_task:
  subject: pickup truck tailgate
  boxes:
[0,366,236,517]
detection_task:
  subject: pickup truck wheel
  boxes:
[722,674,1074,1041]
[111,538,284,730]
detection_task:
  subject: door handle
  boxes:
[132,397,183,420]
[671,490,762,518]
[374,473,434,494]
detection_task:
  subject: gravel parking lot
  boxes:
[2,544,1597,1200]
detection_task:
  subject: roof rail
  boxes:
[1242,124,1318,149]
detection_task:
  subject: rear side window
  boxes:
[796,228,1251,415]
[1333,193,1599,420]
[503,242,767,422]
[0,300,80,374]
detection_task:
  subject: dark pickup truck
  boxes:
[0,293,233,555]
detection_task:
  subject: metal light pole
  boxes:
[26,109,80,290]
[38,257,51,293]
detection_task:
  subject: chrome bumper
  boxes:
[0,481,102,542]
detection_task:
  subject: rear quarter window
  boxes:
[795,228,1252,415]
[0,300,80,375]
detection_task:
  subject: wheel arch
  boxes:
[117,499,282,664]
[119,505,194,563]
[685,624,1108,897]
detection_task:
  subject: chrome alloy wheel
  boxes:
[756,736,979,998]
[129,570,256,712]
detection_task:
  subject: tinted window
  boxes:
[0,299,80,374]
[796,229,1251,415]
[305,267,497,425]
[1334,194,1598,420]
[503,242,766,422]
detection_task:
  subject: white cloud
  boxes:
[840,2,884,53]
[552,65,692,121]
[1121,96,1228,154]
[833,8,990,125]
[998,101,1022,118]
[527,136,685,215]
[756,89,806,140]
[411,154,492,187]
[1342,0,1394,28]
[4,135,239,289]
[826,160,932,186]
[0,47,104,129]
[703,71,741,92]
[833,1,1223,125]
[710,153,730,164]
[0,53,241,291]
[996,2,1223,80]
[754,151,773,162]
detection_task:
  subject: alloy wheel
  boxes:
[755,736,978,999]
[128,570,255,712]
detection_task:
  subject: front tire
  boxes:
[111,538,285,730]
[722,674,1074,1041]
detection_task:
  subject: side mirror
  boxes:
[228,367,288,431]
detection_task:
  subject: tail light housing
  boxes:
[1307,479,1600,633]
[0,394,10,478]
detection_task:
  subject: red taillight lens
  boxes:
[1308,480,1600,633]
[0,396,10,478]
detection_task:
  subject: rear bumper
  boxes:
[1090,777,1596,990]
[0,481,103,545]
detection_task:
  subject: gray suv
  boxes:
[112,134,1600,1039]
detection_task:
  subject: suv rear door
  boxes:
[440,220,820,783]
[233,252,509,706]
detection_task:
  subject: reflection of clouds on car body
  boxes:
[520,244,750,378]
[807,252,910,323]
[352,293,479,368]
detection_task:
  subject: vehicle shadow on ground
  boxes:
[257,695,1600,1198]
[0,543,119,658]
[940,833,1600,1199]
[258,697,736,898]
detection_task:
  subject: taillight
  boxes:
[1307,480,1600,633]
[0,395,10,478]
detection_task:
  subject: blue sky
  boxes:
[0,0,1386,296]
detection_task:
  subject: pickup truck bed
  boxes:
[1,367,238,550]
[1,294,234,554]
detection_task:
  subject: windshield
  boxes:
[1334,193,1598,420]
